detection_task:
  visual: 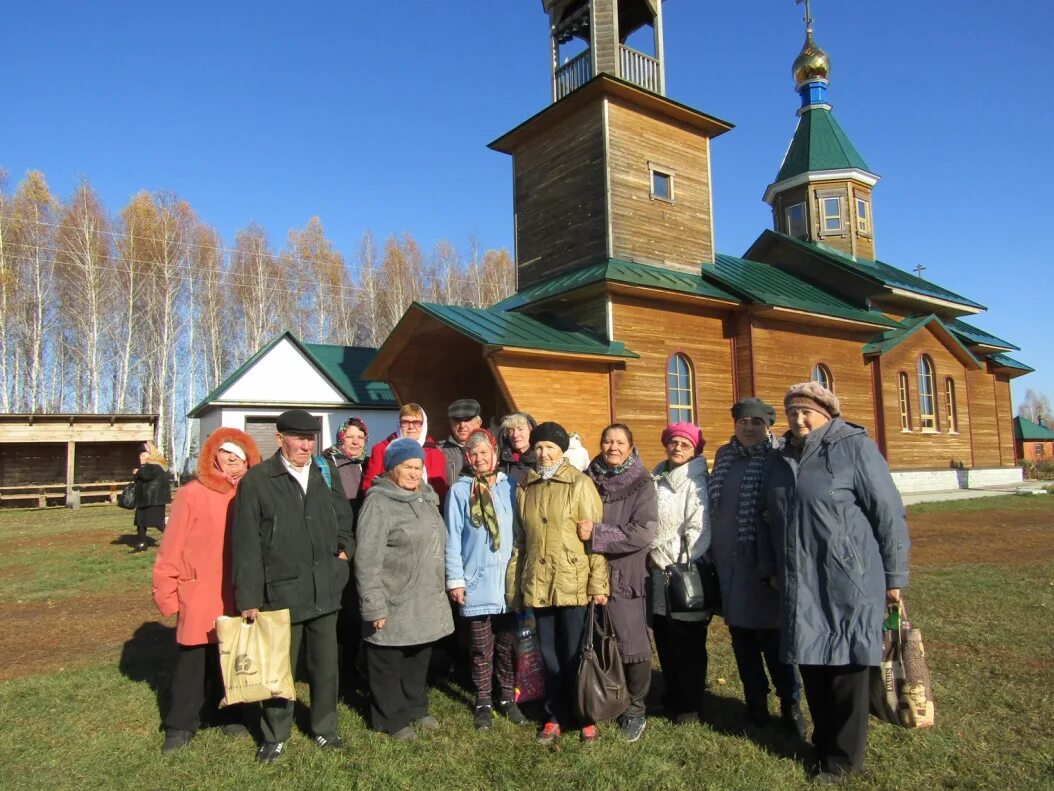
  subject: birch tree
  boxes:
[229,223,288,361]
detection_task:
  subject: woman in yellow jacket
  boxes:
[507,421,608,744]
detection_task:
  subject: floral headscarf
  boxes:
[327,417,369,463]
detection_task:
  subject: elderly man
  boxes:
[232,409,355,763]
[708,397,805,739]
[439,398,483,486]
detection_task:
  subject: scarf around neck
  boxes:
[469,472,500,551]
[588,447,639,480]
[708,435,775,547]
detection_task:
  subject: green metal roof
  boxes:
[1014,416,1054,441]
[415,302,638,358]
[862,315,980,365]
[945,318,1019,351]
[775,107,872,183]
[988,353,1034,373]
[187,331,395,417]
[701,254,900,327]
[493,257,740,311]
[765,231,987,311]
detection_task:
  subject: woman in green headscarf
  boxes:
[444,429,526,731]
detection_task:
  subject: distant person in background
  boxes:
[132,441,171,552]
[498,412,536,486]
[709,399,804,737]
[361,403,448,500]
[444,429,526,730]
[152,427,261,753]
[439,398,484,486]
[648,422,710,725]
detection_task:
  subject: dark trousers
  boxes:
[652,614,709,716]
[164,643,245,733]
[728,626,800,712]
[466,613,516,706]
[623,660,651,718]
[799,664,870,776]
[534,605,587,727]
[260,611,339,743]
[365,642,432,734]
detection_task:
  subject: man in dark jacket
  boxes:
[233,409,355,763]
[438,398,483,486]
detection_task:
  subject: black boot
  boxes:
[780,700,807,741]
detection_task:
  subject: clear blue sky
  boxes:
[5,1,1053,405]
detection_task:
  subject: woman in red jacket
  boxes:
[152,427,261,754]
[361,403,448,501]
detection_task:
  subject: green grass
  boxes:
[1,504,1054,789]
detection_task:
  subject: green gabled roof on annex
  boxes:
[945,318,1020,351]
[701,254,899,327]
[415,302,638,358]
[764,231,987,310]
[987,353,1034,373]
[493,257,740,311]
[861,314,981,365]
[775,107,872,183]
[1014,416,1054,441]
[187,331,395,418]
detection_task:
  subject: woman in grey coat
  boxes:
[583,423,658,743]
[355,438,454,741]
[759,382,909,781]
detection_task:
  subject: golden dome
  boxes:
[792,30,830,85]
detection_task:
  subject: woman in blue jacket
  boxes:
[445,429,527,730]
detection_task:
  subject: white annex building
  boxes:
[188,331,399,454]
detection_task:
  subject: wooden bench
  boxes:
[0,484,67,508]
[73,481,131,505]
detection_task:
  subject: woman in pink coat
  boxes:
[152,427,261,754]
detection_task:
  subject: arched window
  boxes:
[945,377,958,433]
[666,353,695,423]
[917,355,937,431]
[811,363,833,391]
[898,372,911,430]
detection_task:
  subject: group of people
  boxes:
[149,383,909,783]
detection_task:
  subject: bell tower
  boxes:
[763,1,880,260]
[490,1,732,290]
[544,0,666,100]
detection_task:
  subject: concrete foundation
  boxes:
[891,467,1023,495]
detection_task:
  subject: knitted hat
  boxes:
[529,421,570,452]
[384,437,426,471]
[661,422,704,454]
[784,381,841,419]
[731,397,777,426]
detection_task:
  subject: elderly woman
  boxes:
[355,438,454,741]
[132,441,172,552]
[647,422,710,726]
[507,421,607,745]
[710,398,804,737]
[498,412,536,486]
[361,403,448,500]
[445,429,526,730]
[323,416,370,513]
[759,382,909,781]
[583,424,658,743]
[152,428,261,753]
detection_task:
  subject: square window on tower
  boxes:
[822,196,842,232]
[650,167,674,202]
[786,202,807,238]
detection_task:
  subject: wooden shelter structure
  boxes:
[0,414,157,507]
[365,0,1032,491]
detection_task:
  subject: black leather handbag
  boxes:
[575,602,628,723]
[665,535,721,616]
[117,481,137,510]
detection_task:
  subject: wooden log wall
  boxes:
[74,442,144,483]
[514,103,608,288]
[609,295,734,469]
[878,327,973,469]
[0,443,66,486]
[994,375,1015,466]
[965,368,1000,467]
[606,99,714,271]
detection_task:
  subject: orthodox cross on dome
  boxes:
[913,263,927,278]
[796,0,814,34]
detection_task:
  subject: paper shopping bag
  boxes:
[216,609,296,706]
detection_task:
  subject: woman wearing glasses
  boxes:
[362,403,449,501]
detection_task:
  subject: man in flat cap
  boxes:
[707,397,806,739]
[232,409,355,763]
[439,398,483,487]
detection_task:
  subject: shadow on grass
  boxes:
[119,620,177,726]
[110,533,160,550]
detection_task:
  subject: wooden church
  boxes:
[365,0,1030,488]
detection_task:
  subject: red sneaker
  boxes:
[581,724,600,743]
[537,722,561,745]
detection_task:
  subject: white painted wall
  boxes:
[223,338,345,405]
[194,406,398,455]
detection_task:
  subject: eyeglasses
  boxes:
[735,417,767,427]
[399,419,423,428]
[665,439,695,451]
